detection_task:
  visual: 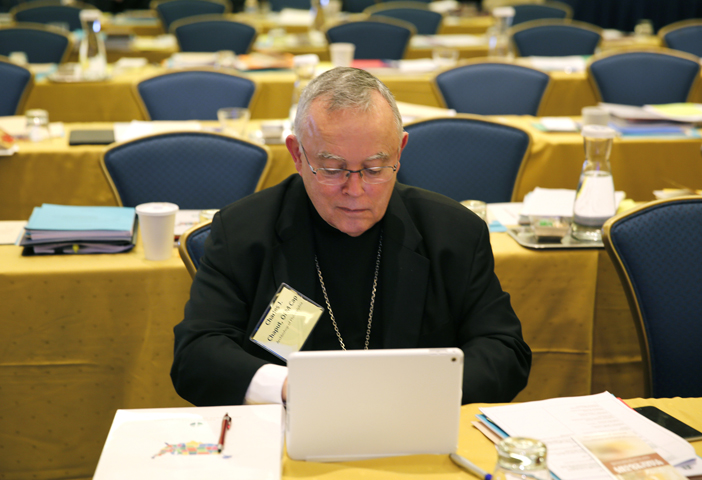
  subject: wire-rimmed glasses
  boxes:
[300,143,398,185]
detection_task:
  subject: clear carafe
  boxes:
[288,55,318,123]
[78,9,107,79]
[571,125,617,242]
[493,437,549,480]
[487,6,514,58]
[311,0,326,33]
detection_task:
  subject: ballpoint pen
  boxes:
[218,413,232,454]
[450,452,492,480]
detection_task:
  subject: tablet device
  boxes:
[69,129,115,145]
[286,348,464,462]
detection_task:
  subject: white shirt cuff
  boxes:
[244,364,288,405]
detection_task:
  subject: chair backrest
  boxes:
[153,0,230,31]
[172,15,256,53]
[602,196,702,398]
[0,56,33,115]
[366,2,442,35]
[397,115,530,203]
[179,220,212,278]
[659,19,702,58]
[135,68,257,120]
[587,48,701,106]
[325,18,415,60]
[511,2,572,26]
[101,131,271,209]
[268,0,310,11]
[510,19,601,57]
[0,24,72,63]
[343,0,376,14]
[433,61,550,116]
[11,1,91,31]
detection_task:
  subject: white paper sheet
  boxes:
[480,393,697,480]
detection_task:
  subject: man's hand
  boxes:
[282,377,288,403]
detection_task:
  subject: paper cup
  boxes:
[136,202,179,261]
[329,43,355,68]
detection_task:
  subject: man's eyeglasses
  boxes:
[300,143,398,185]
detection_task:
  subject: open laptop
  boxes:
[285,348,464,462]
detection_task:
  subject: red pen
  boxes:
[218,413,231,453]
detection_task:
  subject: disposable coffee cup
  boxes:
[329,42,355,68]
[136,202,179,261]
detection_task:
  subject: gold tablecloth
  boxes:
[284,397,702,479]
[4,118,702,222]
[27,62,702,123]
[0,228,640,479]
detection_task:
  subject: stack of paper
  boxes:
[19,204,137,255]
[598,103,699,137]
[474,392,700,480]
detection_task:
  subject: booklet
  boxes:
[249,283,324,362]
[575,431,687,480]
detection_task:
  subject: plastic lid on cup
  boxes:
[135,202,179,217]
[581,124,616,139]
[492,6,515,18]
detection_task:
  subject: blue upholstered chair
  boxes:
[11,1,92,31]
[365,2,442,35]
[153,0,230,32]
[587,48,701,106]
[0,24,72,63]
[268,0,310,11]
[178,220,212,278]
[510,19,601,57]
[325,18,415,60]
[100,131,271,209]
[659,20,702,58]
[343,0,375,14]
[603,196,702,398]
[510,2,572,26]
[0,56,33,115]
[397,116,531,203]
[432,61,551,116]
[172,15,256,53]
[135,69,257,120]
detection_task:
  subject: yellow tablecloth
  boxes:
[4,118,702,223]
[28,62,702,123]
[0,228,640,479]
[283,398,702,479]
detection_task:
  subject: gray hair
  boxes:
[293,67,404,143]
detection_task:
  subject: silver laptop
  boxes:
[285,348,464,462]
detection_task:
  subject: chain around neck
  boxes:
[314,231,383,350]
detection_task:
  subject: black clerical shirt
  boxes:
[306,200,384,351]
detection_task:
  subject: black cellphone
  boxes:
[634,406,702,441]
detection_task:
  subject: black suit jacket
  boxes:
[172,175,531,405]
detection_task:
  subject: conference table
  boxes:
[0,220,643,479]
[26,53,702,124]
[4,117,702,223]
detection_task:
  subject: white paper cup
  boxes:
[329,43,355,68]
[136,202,179,261]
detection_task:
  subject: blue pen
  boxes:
[450,452,493,480]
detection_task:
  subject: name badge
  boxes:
[249,283,323,362]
